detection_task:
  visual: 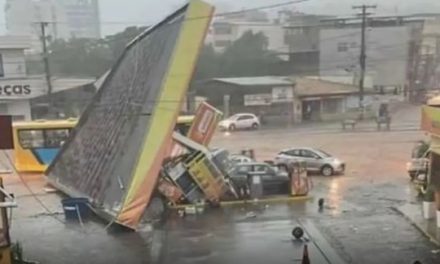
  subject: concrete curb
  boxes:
[301,219,348,264]
[391,206,440,247]
[169,195,312,210]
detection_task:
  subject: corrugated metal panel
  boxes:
[46,0,214,229]
[212,76,294,86]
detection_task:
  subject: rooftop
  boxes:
[294,77,364,97]
[0,35,31,49]
[211,76,294,87]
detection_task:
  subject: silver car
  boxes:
[274,147,345,176]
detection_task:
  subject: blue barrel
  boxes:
[61,198,90,221]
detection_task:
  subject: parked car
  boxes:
[274,147,345,176]
[218,113,260,131]
[407,141,430,180]
[407,158,429,181]
[229,154,254,164]
[228,162,289,195]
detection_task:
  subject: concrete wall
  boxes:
[210,21,286,53]
[284,15,328,53]
[2,49,27,78]
[320,26,410,87]
[0,100,32,120]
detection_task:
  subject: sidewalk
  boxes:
[258,119,420,135]
[395,203,440,246]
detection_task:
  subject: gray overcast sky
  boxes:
[0,0,439,36]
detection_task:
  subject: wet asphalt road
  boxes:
[7,105,440,264]
[209,115,440,263]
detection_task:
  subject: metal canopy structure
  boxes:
[46,0,214,230]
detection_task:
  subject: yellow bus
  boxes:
[13,119,78,173]
[13,116,195,173]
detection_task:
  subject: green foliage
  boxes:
[104,26,148,59]
[194,31,282,80]
[49,38,112,78]
[27,27,280,80]
[27,26,147,78]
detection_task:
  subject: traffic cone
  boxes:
[302,244,310,264]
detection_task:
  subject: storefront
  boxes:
[0,77,95,120]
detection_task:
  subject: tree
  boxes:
[26,26,149,78]
[105,26,148,59]
[193,31,282,80]
[194,44,219,80]
[48,38,112,78]
[220,31,280,77]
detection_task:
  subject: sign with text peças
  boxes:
[0,78,47,99]
[0,84,31,96]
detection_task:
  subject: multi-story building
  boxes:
[5,0,100,52]
[58,0,101,39]
[209,20,286,53]
[319,17,424,91]
[207,9,285,54]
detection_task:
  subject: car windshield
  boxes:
[315,149,332,158]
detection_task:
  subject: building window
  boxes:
[289,28,304,35]
[284,32,289,45]
[214,26,232,35]
[0,54,4,77]
[214,40,231,48]
[323,98,341,114]
[337,42,348,52]
[18,128,71,149]
[0,104,7,114]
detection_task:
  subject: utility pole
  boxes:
[39,22,53,115]
[353,4,376,118]
[422,46,433,93]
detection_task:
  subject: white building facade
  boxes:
[0,36,94,121]
[319,26,411,89]
[208,20,287,54]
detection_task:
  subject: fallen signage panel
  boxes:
[187,102,223,146]
[46,0,214,230]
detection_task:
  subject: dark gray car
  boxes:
[228,162,289,195]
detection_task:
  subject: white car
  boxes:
[229,154,254,164]
[218,113,260,131]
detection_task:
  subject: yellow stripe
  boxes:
[120,1,214,211]
[169,196,312,209]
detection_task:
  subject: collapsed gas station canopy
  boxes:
[46,0,214,230]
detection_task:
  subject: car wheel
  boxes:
[229,124,236,131]
[321,165,334,176]
[251,123,259,130]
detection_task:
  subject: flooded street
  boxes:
[6,107,440,263]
